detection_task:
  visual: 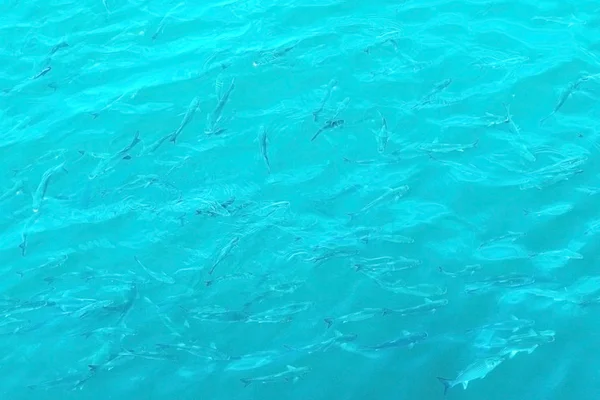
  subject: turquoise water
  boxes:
[1,0,600,398]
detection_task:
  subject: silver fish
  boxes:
[375,111,389,153]
[32,161,68,213]
[170,97,200,143]
[324,308,384,328]
[89,131,141,180]
[205,78,235,135]
[540,75,590,125]
[348,185,409,219]
[207,236,240,275]
[258,125,271,173]
[313,78,338,121]
[437,355,506,394]
[240,365,310,387]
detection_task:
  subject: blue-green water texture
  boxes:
[2,0,600,399]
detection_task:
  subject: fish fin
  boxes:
[122,155,131,160]
[333,330,343,337]
[286,365,298,371]
[425,298,433,303]
[88,365,98,373]
[509,350,518,358]
[437,377,452,395]
[527,345,538,354]
[381,308,392,316]
[462,381,469,389]
[323,318,333,328]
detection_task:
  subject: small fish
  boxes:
[413,78,452,110]
[348,185,409,219]
[383,298,448,316]
[134,256,175,284]
[206,77,235,135]
[311,119,344,141]
[375,111,389,153]
[33,67,51,80]
[205,272,255,287]
[252,41,299,67]
[208,236,240,275]
[420,138,479,154]
[0,179,25,202]
[32,161,68,213]
[151,2,184,41]
[311,97,349,141]
[89,131,141,179]
[240,365,310,387]
[225,350,283,371]
[111,282,138,326]
[478,232,525,249]
[437,356,506,395]
[313,79,338,121]
[258,125,271,173]
[468,315,535,335]
[324,308,384,328]
[439,264,482,277]
[170,97,200,143]
[247,302,313,324]
[360,331,428,351]
[540,75,590,125]
[16,255,69,278]
[49,41,69,55]
[285,330,357,354]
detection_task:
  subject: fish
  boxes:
[205,77,235,135]
[412,78,452,110]
[348,185,409,219]
[311,97,349,141]
[133,256,175,284]
[419,138,479,154]
[32,161,68,213]
[258,125,271,173]
[311,119,344,142]
[240,365,310,387]
[382,298,448,316]
[33,67,51,80]
[312,79,338,121]
[247,302,313,323]
[437,355,506,395]
[375,110,389,153]
[439,264,482,278]
[89,131,141,179]
[208,236,240,275]
[468,315,535,335]
[170,97,200,143]
[361,331,428,351]
[540,75,590,125]
[285,330,358,354]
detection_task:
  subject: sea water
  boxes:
[1,0,599,399]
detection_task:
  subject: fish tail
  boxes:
[437,377,452,395]
[240,379,252,387]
